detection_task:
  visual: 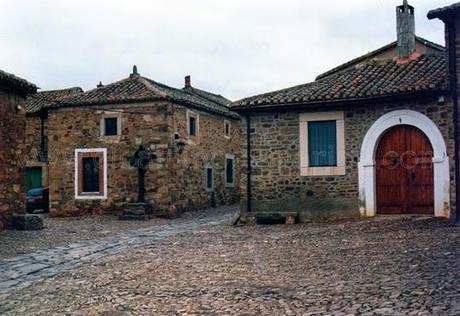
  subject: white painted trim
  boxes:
[225,154,236,187]
[358,110,450,218]
[74,148,108,200]
[299,111,346,176]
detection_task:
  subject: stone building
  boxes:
[25,68,240,217]
[25,87,82,191]
[232,1,460,221]
[0,69,37,229]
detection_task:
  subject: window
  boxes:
[308,121,337,167]
[225,154,235,187]
[224,120,231,138]
[82,157,100,193]
[189,116,196,136]
[75,148,107,199]
[187,111,199,139]
[205,164,214,191]
[299,112,345,176]
[104,118,118,136]
[100,113,121,137]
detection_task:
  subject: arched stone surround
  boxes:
[358,110,450,218]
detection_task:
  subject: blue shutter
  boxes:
[308,120,337,167]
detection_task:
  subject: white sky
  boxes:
[0,0,453,100]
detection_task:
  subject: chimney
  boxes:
[130,65,139,78]
[396,0,416,59]
[97,81,104,88]
[184,75,191,88]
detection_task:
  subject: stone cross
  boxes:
[129,145,154,203]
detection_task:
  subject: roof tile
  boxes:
[232,54,447,109]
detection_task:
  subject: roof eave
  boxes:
[232,89,448,113]
[51,96,240,119]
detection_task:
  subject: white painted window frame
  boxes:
[299,111,346,176]
[204,163,214,192]
[225,154,236,187]
[75,148,108,200]
[186,110,199,141]
[100,112,122,137]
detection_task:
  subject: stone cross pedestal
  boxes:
[119,145,158,221]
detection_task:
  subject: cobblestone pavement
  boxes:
[0,206,236,294]
[1,212,459,315]
[0,215,172,259]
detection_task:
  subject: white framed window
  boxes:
[225,154,235,187]
[204,163,214,192]
[186,110,199,139]
[299,111,345,176]
[100,112,122,137]
[75,148,107,200]
[224,120,231,138]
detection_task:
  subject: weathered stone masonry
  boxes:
[239,97,455,221]
[0,92,27,228]
[0,70,37,229]
[46,101,240,216]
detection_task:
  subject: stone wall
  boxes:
[47,102,173,216]
[240,96,455,221]
[0,91,27,228]
[46,101,240,217]
[169,105,241,212]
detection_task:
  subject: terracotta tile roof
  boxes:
[0,69,37,95]
[428,2,460,19]
[232,54,447,110]
[57,73,237,118]
[182,86,231,107]
[25,87,83,114]
[316,37,444,80]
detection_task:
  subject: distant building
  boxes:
[232,1,458,221]
[0,69,37,228]
[25,69,240,216]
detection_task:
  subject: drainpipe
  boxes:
[246,114,252,213]
[447,20,460,222]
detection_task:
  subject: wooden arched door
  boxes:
[376,125,434,215]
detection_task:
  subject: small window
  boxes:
[224,120,231,138]
[82,157,100,193]
[100,114,121,137]
[308,120,337,167]
[104,118,118,136]
[187,111,199,139]
[189,116,196,136]
[225,154,235,187]
[205,165,214,191]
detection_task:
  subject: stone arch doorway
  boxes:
[358,110,450,218]
[375,125,433,215]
